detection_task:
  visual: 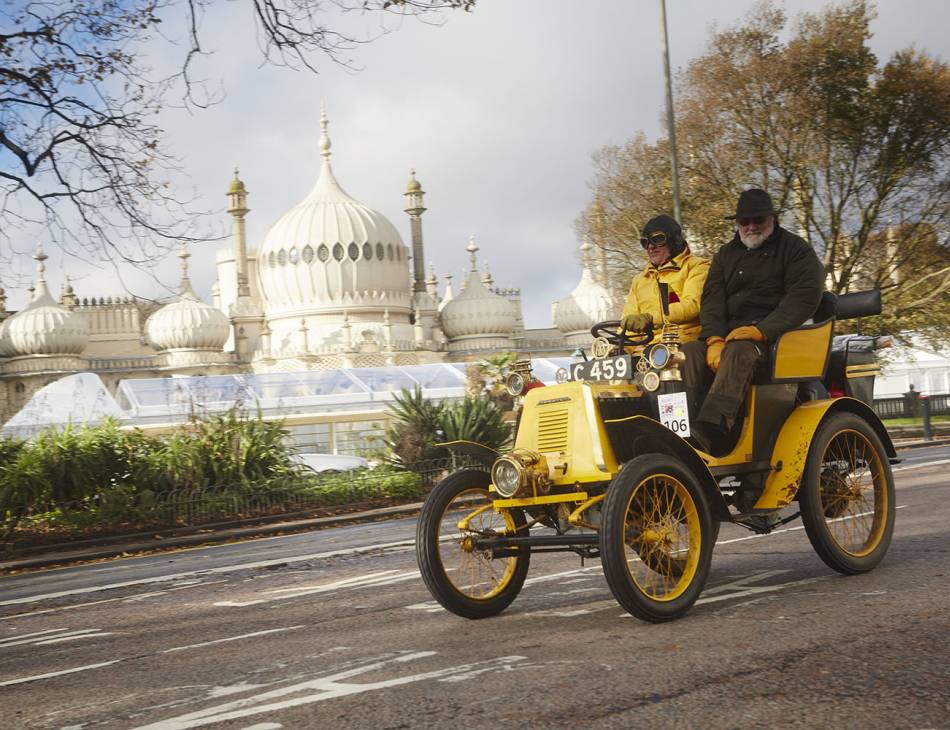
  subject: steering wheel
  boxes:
[590,319,653,350]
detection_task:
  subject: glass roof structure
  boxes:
[117,359,575,422]
[2,359,577,436]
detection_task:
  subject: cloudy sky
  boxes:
[11,0,950,329]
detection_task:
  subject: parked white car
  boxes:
[291,452,369,473]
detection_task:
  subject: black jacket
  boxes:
[699,225,825,342]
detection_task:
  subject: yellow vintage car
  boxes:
[415,289,896,622]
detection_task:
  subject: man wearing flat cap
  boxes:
[682,188,824,453]
[619,214,709,346]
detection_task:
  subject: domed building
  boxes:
[554,241,617,346]
[0,110,615,426]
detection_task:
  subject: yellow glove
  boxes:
[706,337,725,372]
[620,312,654,333]
[726,325,766,342]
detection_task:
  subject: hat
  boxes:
[642,214,686,257]
[725,188,779,220]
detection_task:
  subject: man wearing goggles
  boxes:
[619,214,709,346]
[681,188,825,454]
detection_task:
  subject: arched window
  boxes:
[302,245,314,264]
[317,244,329,262]
[268,251,276,267]
[363,243,373,260]
[348,243,359,261]
[376,243,385,260]
[288,246,299,264]
[387,244,394,261]
[333,243,345,261]
[277,249,287,266]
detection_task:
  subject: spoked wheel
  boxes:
[799,412,895,574]
[416,469,530,619]
[600,454,714,622]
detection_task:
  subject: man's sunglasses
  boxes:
[639,231,670,249]
[737,216,767,227]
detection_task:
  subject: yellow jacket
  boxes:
[621,248,709,344]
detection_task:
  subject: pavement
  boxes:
[1,435,946,575]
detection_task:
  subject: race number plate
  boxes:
[657,391,691,437]
[569,355,635,382]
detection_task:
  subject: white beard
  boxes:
[739,219,775,249]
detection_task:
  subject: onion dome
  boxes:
[554,241,614,341]
[406,168,423,194]
[227,168,247,195]
[0,319,16,358]
[6,248,89,356]
[440,237,516,341]
[257,109,411,316]
[145,246,230,351]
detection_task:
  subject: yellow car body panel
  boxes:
[754,399,835,509]
[512,381,638,487]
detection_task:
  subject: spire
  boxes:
[227,166,251,298]
[60,276,78,307]
[482,263,494,288]
[31,245,55,305]
[319,103,332,161]
[177,244,199,301]
[405,167,427,293]
[466,235,479,270]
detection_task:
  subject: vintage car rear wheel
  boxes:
[799,412,895,574]
[600,454,714,622]
[416,469,530,619]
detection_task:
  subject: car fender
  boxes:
[755,397,896,510]
[436,439,499,470]
[605,415,732,521]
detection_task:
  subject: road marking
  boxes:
[715,504,907,547]
[0,581,228,621]
[129,652,528,730]
[0,541,417,607]
[162,626,305,654]
[0,625,305,687]
[0,628,114,648]
[893,458,950,473]
[0,660,121,687]
[214,570,419,607]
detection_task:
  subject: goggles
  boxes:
[737,215,767,227]
[639,231,670,249]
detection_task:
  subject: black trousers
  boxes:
[680,339,766,430]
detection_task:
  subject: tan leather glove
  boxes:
[620,312,654,333]
[706,337,725,372]
[725,325,766,342]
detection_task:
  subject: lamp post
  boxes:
[658,0,682,224]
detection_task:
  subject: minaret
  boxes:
[226,168,251,298]
[404,168,427,294]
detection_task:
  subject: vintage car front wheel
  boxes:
[600,454,714,622]
[416,469,530,619]
[799,412,895,574]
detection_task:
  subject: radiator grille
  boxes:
[536,408,569,452]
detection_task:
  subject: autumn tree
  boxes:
[580,0,950,346]
[0,0,474,270]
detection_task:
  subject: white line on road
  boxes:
[0,660,121,687]
[0,625,305,687]
[214,571,419,607]
[0,541,417,607]
[129,652,527,730]
[0,580,228,621]
[161,626,305,654]
[0,628,114,648]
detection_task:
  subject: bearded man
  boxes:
[681,188,825,454]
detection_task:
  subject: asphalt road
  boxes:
[1,444,948,729]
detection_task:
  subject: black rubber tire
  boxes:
[415,469,530,619]
[799,412,895,574]
[600,454,714,622]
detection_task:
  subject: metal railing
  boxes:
[873,392,950,419]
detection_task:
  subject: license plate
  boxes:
[569,355,635,382]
